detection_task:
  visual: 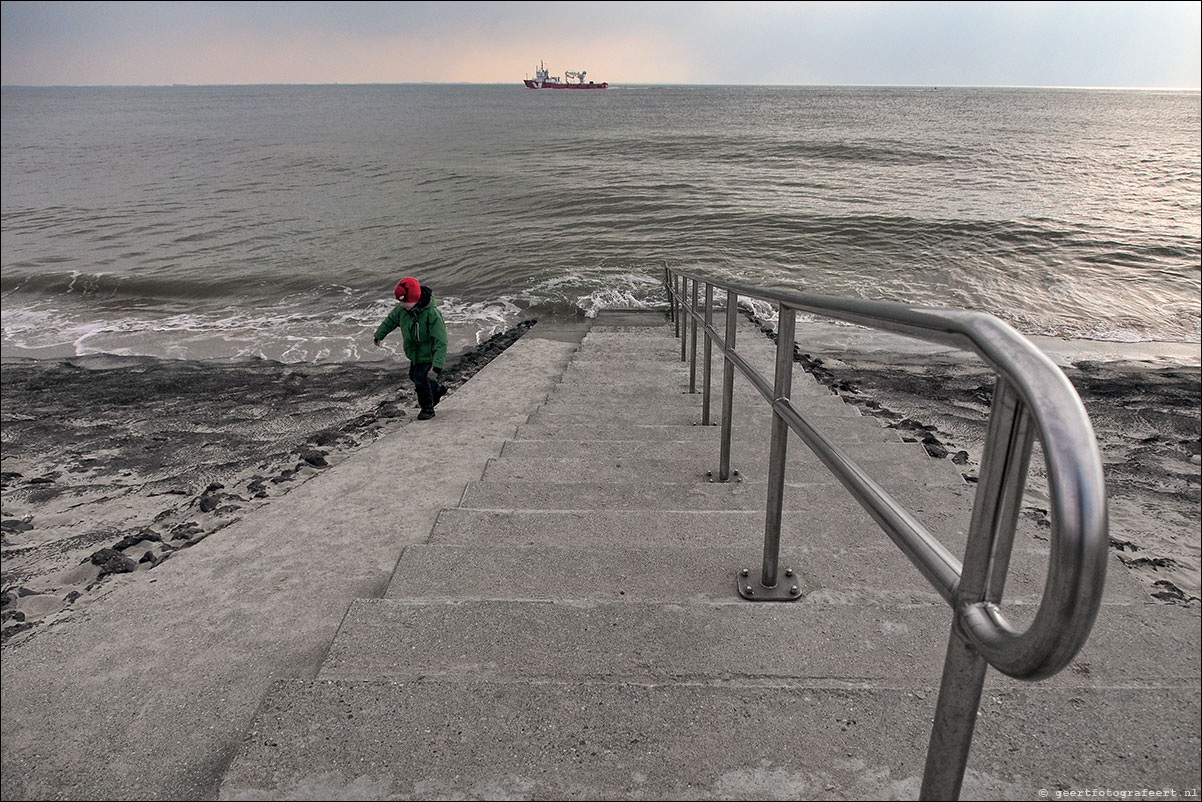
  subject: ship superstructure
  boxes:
[524,61,608,89]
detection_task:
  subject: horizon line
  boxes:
[3,81,1200,92]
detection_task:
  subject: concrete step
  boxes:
[388,544,1146,606]
[544,385,834,407]
[585,311,675,326]
[498,438,929,463]
[218,679,1201,800]
[583,324,677,335]
[566,345,822,398]
[574,331,681,343]
[458,478,975,515]
[425,503,1024,563]
[317,598,1196,690]
[513,421,905,443]
[576,332,772,348]
[557,360,817,384]
[583,327,677,336]
[561,366,786,395]
[540,391,850,417]
[572,340,683,353]
[554,366,825,391]
[427,507,983,552]
[573,334,778,360]
[529,398,864,422]
[549,380,830,403]
[478,450,965,486]
[584,331,678,338]
[579,327,680,338]
[568,347,780,369]
[571,333,789,351]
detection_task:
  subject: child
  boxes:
[373,276,448,420]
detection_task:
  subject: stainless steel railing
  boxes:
[664,267,1109,801]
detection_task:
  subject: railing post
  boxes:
[719,292,737,482]
[664,266,673,326]
[921,628,988,801]
[738,304,800,601]
[764,305,794,585]
[679,275,688,363]
[702,284,714,425]
[673,269,682,336]
[689,279,699,393]
[921,377,1035,800]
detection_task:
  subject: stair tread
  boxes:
[317,598,1198,688]
[390,543,1146,605]
[218,679,1201,801]
[458,478,975,513]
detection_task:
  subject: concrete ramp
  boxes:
[218,310,1200,800]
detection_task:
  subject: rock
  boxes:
[170,521,203,541]
[309,430,342,447]
[89,548,137,576]
[113,530,161,550]
[297,448,328,468]
[0,620,36,641]
[921,437,948,459]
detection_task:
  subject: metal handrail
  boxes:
[663,266,1108,800]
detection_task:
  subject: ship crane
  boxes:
[565,70,587,83]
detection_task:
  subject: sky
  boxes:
[1,1,1199,89]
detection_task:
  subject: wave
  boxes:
[4,85,1197,362]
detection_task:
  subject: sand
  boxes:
[0,322,534,643]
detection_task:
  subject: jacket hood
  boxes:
[414,284,434,310]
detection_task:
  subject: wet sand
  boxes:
[0,322,534,643]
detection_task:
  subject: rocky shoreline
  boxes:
[0,321,535,644]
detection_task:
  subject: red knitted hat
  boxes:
[394,276,421,302]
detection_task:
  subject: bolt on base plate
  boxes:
[736,567,803,601]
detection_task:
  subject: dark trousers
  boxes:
[409,361,439,413]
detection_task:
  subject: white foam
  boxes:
[5,266,1197,365]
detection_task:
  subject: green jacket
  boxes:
[374,289,448,370]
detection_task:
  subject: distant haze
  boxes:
[2,0,1199,88]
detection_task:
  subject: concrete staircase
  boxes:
[218,310,1200,800]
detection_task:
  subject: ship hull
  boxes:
[523,80,608,89]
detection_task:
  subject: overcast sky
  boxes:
[2,1,1199,88]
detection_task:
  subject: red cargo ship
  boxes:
[523,61,608,89]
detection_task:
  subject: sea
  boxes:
[2,83,1201,608]
[1,84,1199,362]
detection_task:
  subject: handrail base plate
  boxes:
[736,569,803,601]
